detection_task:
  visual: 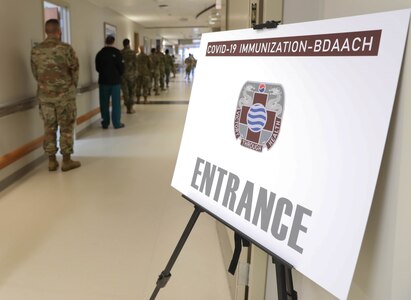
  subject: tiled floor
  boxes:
[0,74,231,299]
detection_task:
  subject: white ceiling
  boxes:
[88,0,225,40]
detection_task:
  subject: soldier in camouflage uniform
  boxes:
[164,49,174,88]
[136,46,151,104]
[156,46,166,91]
[121,39,137,114]
[184,54,193,81]
[31,19,81,172]
[149,48,160,96]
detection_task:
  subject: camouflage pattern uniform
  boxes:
[149,48,160,95]
[184,55,193,80]
[120,46,137,112]
[31,37,79,156]
[164,51,174,88]
[156,48,166,90]
[136,50,151,103]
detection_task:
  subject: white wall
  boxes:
[283,0,324,24]
[227,0,250,30]
[0,1,41,106]
[263,0,283,22]
[0,0,48,180]
[0,0,145,181]
[227,0,283,30]
[265,1,411,300]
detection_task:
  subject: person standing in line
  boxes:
[156,46,166,91]
[31,19,81,172]
[171,54,177,78]
[136,46,151,104]
[95,35,125,129]
[184,54,193,81]
[120,38,137,114]
[164,49,174,88]
[149,48,160,96]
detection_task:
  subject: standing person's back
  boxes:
[156,46,166,91]
[164,49,173,88]
[149,48,160,95]
[95,35,125,129]
[31,18,81,172]
[184,55,192,81]
[120,38,137,114]
[32,39,76,99]
[136,46,151,104]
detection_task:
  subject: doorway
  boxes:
[43,1,71,43]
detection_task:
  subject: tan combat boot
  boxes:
[48,155,59,171]
[61,154,81,172]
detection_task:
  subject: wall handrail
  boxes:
[0,81,100,170]
[0,82,98,118]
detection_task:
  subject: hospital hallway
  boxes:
[0,73,232,300]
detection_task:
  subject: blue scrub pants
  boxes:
[99,84,122,128]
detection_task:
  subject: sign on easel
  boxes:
[172,9,410,299]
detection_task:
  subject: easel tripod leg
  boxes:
[150,205,203,300]
[286,267,297,299]
[275,263,287,300]
[273,258,298,300]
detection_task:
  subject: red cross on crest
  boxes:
[234,81,284,152]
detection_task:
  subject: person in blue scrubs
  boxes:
[95,35,125,129]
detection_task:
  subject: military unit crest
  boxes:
[234,81,284,152]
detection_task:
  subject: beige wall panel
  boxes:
[0,0,42,105]
[227,0,250,30]
[263,0,283,22]
[283,0,324,23]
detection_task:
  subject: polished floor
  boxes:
[0,74,232,299]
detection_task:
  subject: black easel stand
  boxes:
[272,257,298,300]
[150,205,203,300]
[149,194,297,300]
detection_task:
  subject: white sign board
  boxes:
[172,9,410,299]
